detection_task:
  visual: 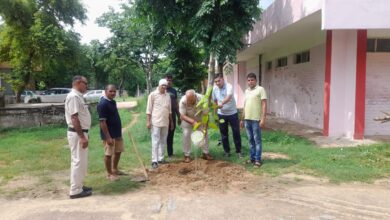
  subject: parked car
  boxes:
[83,90,104,103]
[21,90,40,103]
[37,88,71,103]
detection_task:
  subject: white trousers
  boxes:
[151,126,168,163]
[67,131,88,196]
[182,126,209,156]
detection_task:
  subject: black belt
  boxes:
[68,127,89,133]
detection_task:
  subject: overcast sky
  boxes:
[74,0,275,44]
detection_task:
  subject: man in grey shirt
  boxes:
[212,73,242,158]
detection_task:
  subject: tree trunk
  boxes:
[217,62,223,74]
[0,92,5,107]
[207,53,216,88]
[145,63,153,95]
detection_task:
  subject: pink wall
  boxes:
[365,53,390,135]
[235,62,247,108]
[322,0,390,30]
[245,0,322,46]
[263,44,325,129]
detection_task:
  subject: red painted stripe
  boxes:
[354,30,367,139]
[323,30,332,136]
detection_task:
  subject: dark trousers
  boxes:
[167,117,176,156]
[218,113,242,153]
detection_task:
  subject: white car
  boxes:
[37,88,71,103]
[83,90,104,103]
[21,90,40,103]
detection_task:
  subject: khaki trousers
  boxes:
[67,131,88,196]
[182,126,209,156]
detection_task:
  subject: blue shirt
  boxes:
[212,83,237,115]
[97,97,122,139]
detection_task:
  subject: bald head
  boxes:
[185,89,196,106]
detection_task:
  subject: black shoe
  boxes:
[82,186,92,192]
[152,162,158,169]
[70,190,92,199]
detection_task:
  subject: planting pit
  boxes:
[147,159,255,192]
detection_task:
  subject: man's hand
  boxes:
[218,103,223,109]
[240,120,244,129]
[147,121,151,129]
[259,119,265,129]
[191,119,198,126]
[106,137,113,146]
[80,136,89,149]
[169,121,174,131]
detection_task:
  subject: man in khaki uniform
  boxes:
[146,79,173,169]
[179,90,213,162]
[65,75,92,199]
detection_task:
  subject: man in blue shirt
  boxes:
[165,74,180,160]
[97,85,124,181]
[212,73,242,158]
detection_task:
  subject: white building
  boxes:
[230,0,390,139]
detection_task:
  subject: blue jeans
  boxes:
[244,120,262,161]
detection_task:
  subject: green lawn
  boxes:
[0,97,389,197]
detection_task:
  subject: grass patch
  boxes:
[0,96,389,198]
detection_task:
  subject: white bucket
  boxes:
[191,130,204,148]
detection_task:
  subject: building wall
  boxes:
[263,44,325,128]
[365,53,390,135]
[246,0,322,45]
[322,0,390,29]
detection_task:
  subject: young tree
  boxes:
[0,0,86,101]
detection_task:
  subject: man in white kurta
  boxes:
[146,79,172,169]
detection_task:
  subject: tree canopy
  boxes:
[0,0,86,101]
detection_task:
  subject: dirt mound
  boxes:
[147,160,254,192]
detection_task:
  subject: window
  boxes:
[367,39,375,52]
[377,39,390,52]
[295,51,310,64]
[276,57,288,67]
[266,61,272,70]
[367,38,390,52]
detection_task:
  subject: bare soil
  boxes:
[1,161,389,220]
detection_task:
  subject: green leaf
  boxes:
[202,115,209,124]
[219,119,225,124]
[208,122,218,130]
[193,122,201,131]
[202,102,208,109]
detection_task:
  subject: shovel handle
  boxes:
[128,131,149,180]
